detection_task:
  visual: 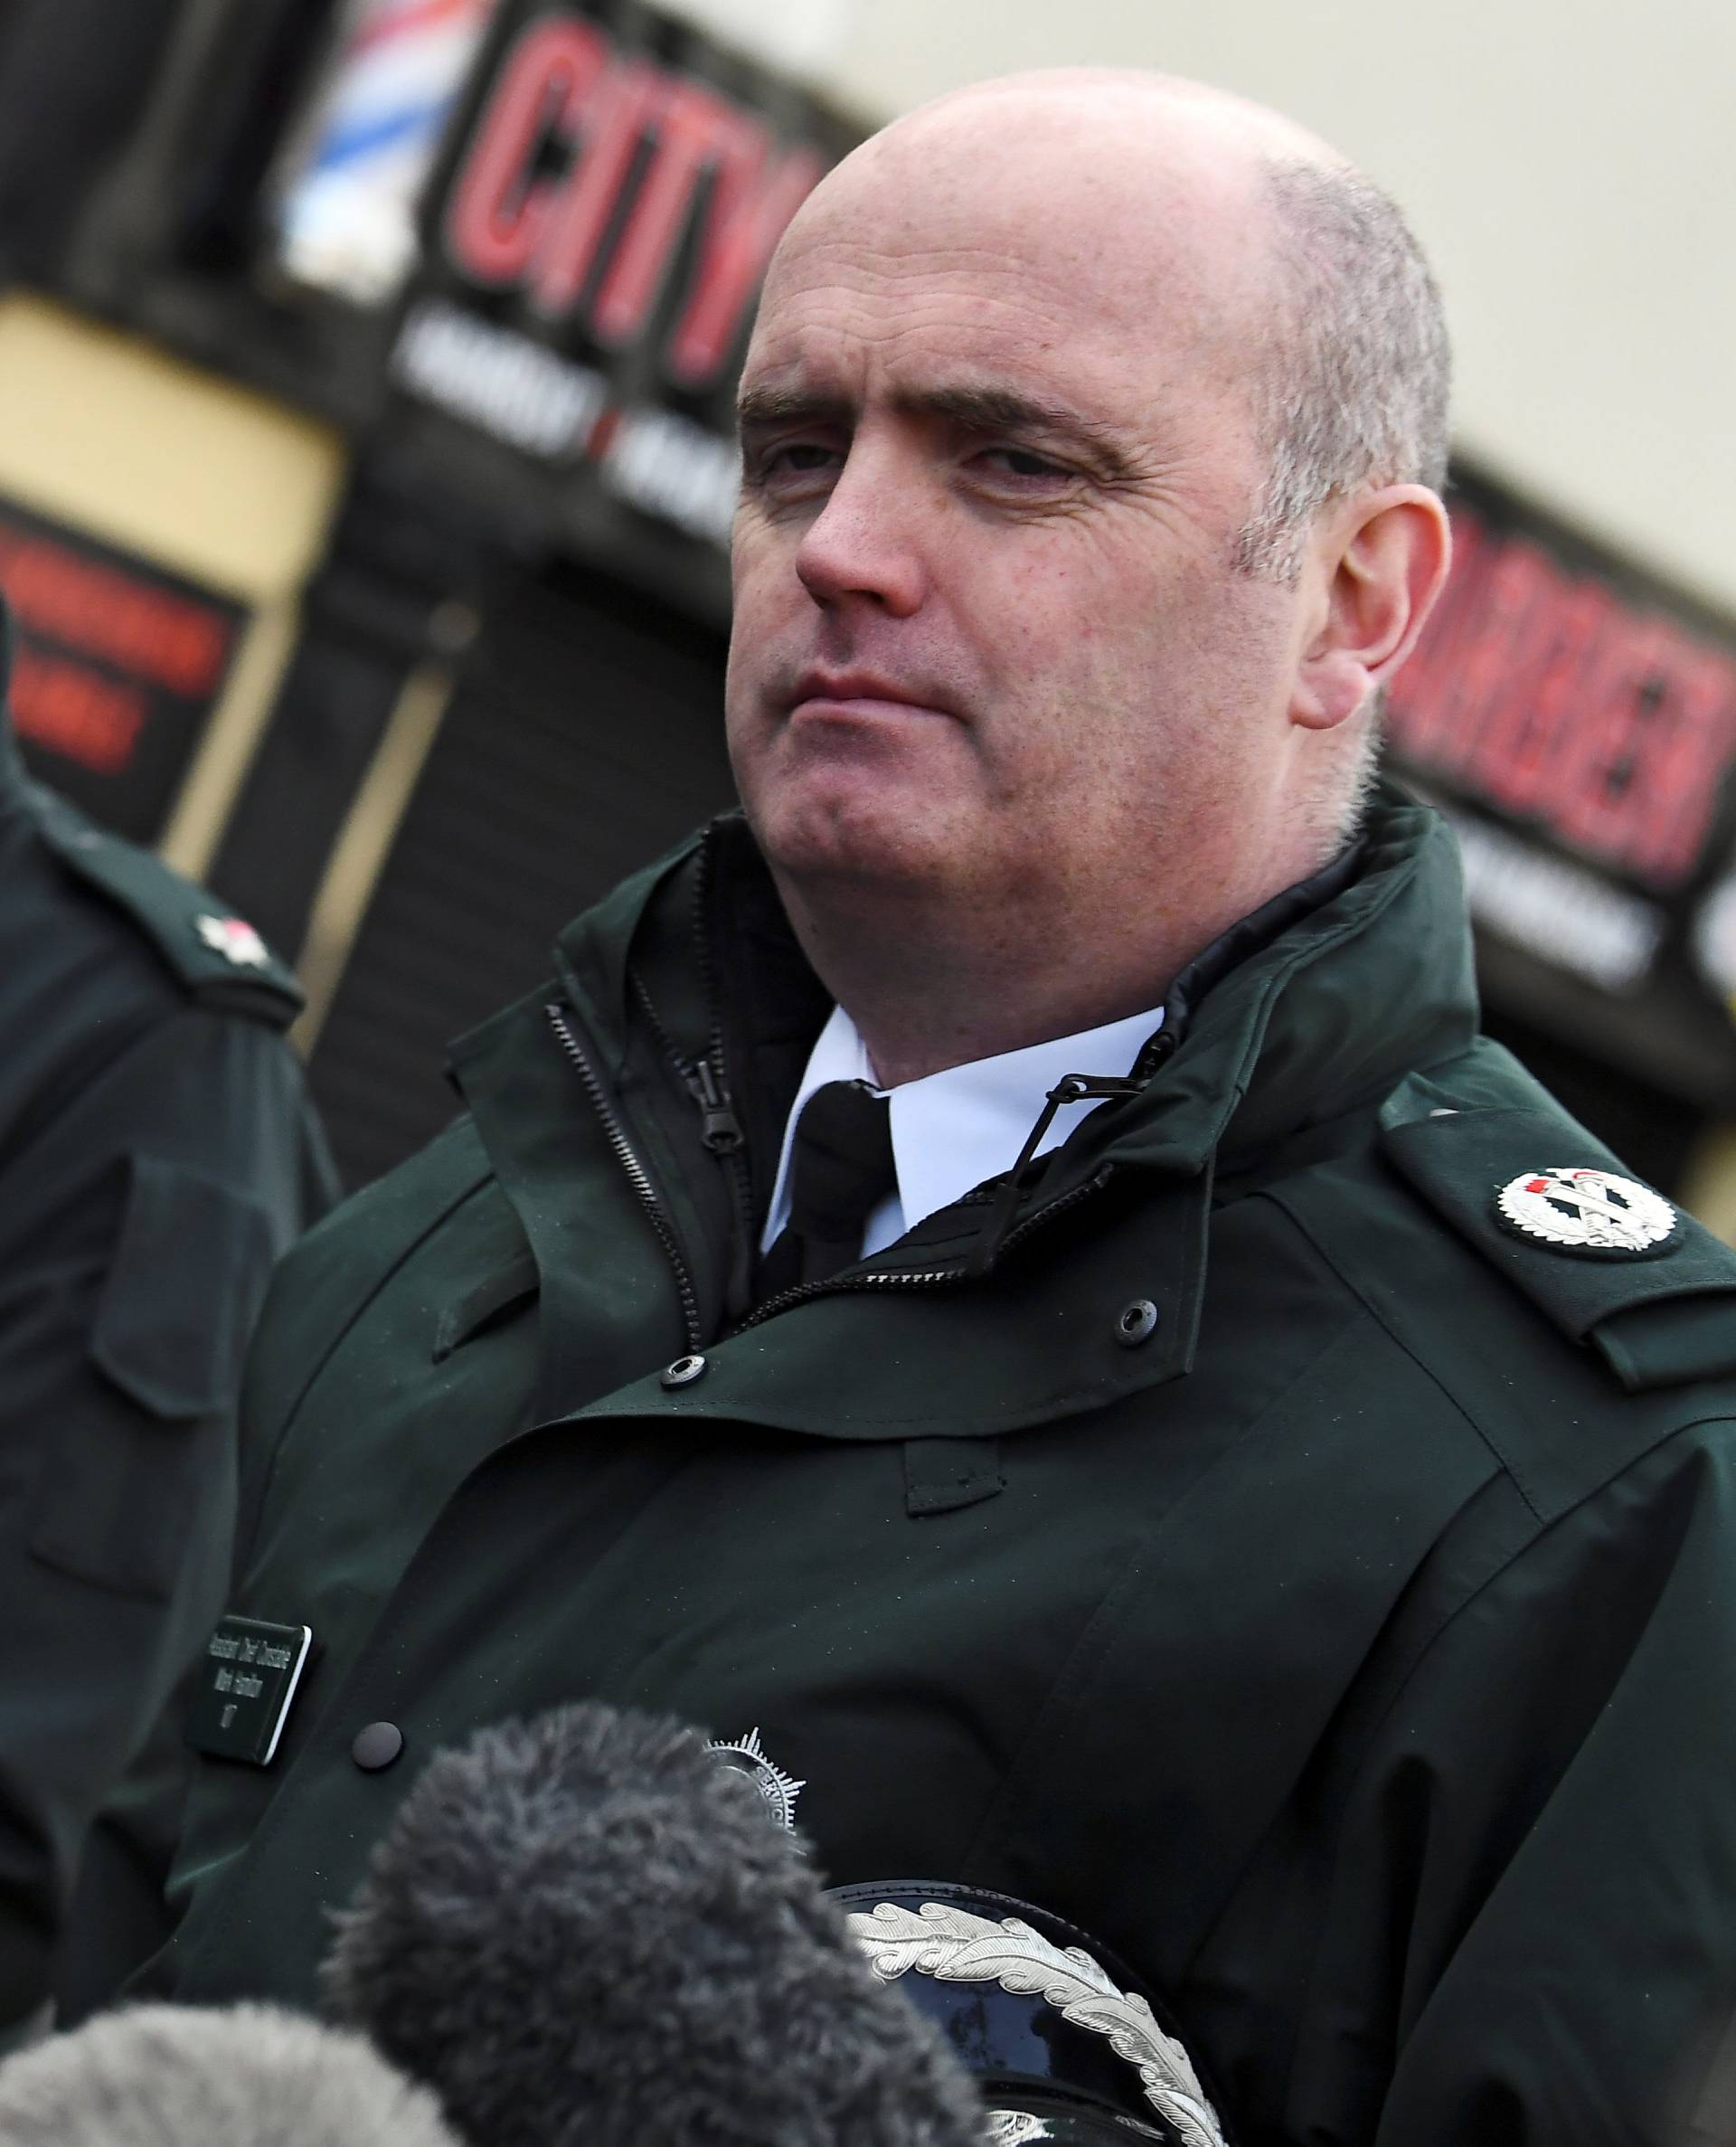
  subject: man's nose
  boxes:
[793,451,928,618]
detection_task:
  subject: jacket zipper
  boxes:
[625,901,756,1319]
[589,827,1165,1341]
[628,968,747,1152]
[730,1168,1115,1332]
[546,1002,704,1355]
[554,977,1120,1343]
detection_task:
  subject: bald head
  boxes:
[864,66,1347,184]
[767,72,1295,378]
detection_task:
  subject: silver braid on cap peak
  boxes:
[846,1900,1229,2147]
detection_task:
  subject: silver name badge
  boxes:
[184,1615,314,1765]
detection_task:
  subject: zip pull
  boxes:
[688,1058,746,1155]
[968,1072,1143,1280]
[1050,1073,1146,1107]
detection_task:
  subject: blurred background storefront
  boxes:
[0,0,1731,1215]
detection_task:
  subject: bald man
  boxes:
[66,71,1736,2145]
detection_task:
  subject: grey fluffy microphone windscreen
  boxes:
[0,2002,459,2147]
[320,1702,986,2147]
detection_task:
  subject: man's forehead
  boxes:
[740,293,1118,401]
[751,92,1276,382]
[736,292,1164,438]
[741,232,1235,440]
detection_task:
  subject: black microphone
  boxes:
[320,1701,986,2147]
[0,2001,459,2146]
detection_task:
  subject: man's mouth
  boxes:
[787,669,957,722]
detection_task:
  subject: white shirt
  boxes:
[761,999,1165,1260]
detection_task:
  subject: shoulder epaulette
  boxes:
[28,787,304,1028]
[1379,1063,1736,1394]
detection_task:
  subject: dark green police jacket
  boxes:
[77,787,1736,2143]
[0,631,336,2038]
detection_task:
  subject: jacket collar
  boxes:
[1097,789,1477,1180]
[451,783,1478,1437]
[535,780,1477,1206]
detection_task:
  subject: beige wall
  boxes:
[0,295,348,876]
[0,295,344,601]
[684,0,1736,619]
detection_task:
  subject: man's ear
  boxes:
[1291,486,1452,731]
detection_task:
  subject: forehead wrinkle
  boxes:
[743,308,1203,448]
[745,190,1260,479]
[769,227,1131,308]
[760,225,1231,402]
[749,273,1114,391]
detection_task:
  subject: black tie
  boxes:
[759,1080,896,1298]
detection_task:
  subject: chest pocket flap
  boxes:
[90,1156,274,1417]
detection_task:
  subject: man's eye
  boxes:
[757,442,839,478]
[975,447,1070,482]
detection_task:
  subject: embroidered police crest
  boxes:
[1494,1168,1679,1258]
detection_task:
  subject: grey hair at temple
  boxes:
[1236,158,1453,582]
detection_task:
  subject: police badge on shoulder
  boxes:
[185,1614,315,1765]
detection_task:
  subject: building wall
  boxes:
[0,295,346,879]
[682,0,1736,621]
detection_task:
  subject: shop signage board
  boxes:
[376,0,857,554]
[1385,468,1736,1099]
[0,496,246,841]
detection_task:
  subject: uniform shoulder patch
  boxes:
[1492,1167,1681,1259]
[1380,1069,1736,1393]
[28,788,302,1026]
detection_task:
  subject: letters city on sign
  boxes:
[386,0,856,552]
[441,11,827,387]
